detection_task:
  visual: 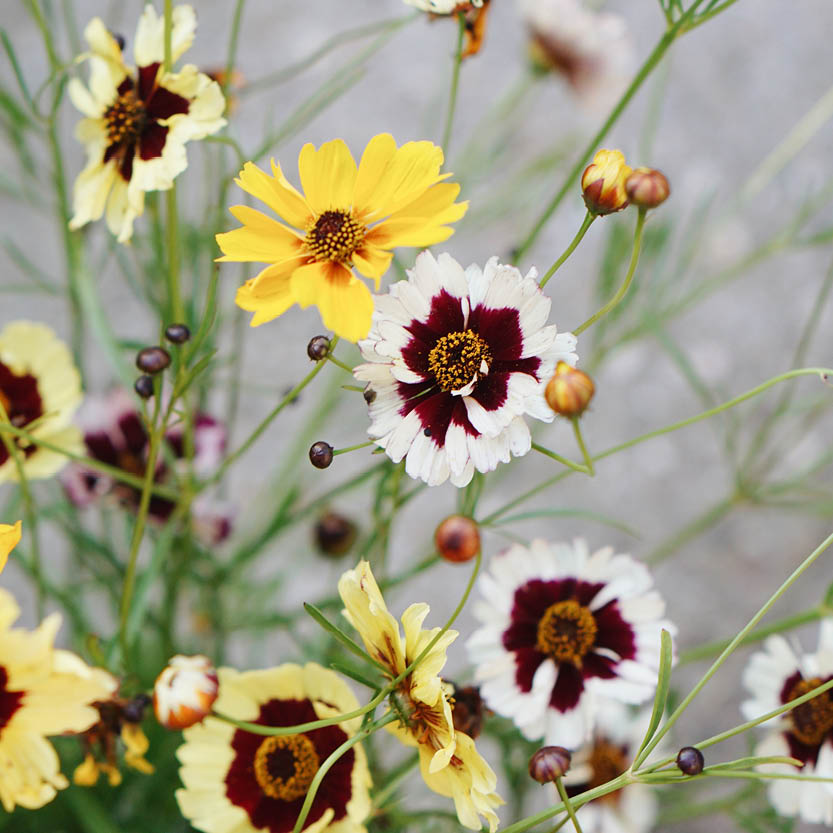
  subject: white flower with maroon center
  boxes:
[354,251,577,487]
[467,539,675,748]
[741,619,833,826]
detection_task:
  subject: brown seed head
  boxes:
[435,515,480,563]
[545,361,595,417]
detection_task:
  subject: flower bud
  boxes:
[581,149,631,215]
[165,323,191,344]
[136,346,171,374]
[529,745,572,783]
[545,361,594,417]
[435,515,480,563]
[307,335,331,361]
[122,692,152,724]
[314,512,357,557]
[676,746,704,776]
[309,441,334,469]
[625,167,670,209]
[134,375,155,399]
[153,655,219,730]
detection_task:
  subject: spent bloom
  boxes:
[741,619,833,826]
[0,521,21,575]
[338,560,503,831]
[354,252,577,487]
[154,655,219,730]
[467,539,675,748]
[0,587,116,811]
[176,663,372,833]
[216,134,467,342]
[68,4,226,242]
[0,321,83,484]
[581,149,632,216]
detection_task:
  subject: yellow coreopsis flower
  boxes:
[338,561,502,831]
[0,521,21,574]
[581,148,632,215]
[216,133,468,342]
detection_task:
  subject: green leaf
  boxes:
[303,602,388,674]
[705,755,803,772]
[329,660,383,690]
[632,628,673,769]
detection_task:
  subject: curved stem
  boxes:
[532,442,591,475]
[574,208,646,336]
[572,418,594,475]
[441,13,466,153]
[539,212,595,288]
[555,778,584,833]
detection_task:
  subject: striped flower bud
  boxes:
[581,149,631,215]
[625,167,670,209]
[545,361,595,417]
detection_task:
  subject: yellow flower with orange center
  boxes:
[581,148,632,215]
[216,133,468,342]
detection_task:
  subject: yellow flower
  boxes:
[0,322,83,483]
[0,521,21,574]
[581,148,632,215]
[176,663,372,833]
[0,588,117,811]
[216,133,468,342]
[338,561,502,831]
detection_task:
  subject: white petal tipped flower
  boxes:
[405,0,484,13]
[68,4,226,242]
[467,539,675,748]
[741,619,833,826]
[154,655,219,730]
[354,251,577,487]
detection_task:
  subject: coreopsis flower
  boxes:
[741,619,833,826]
[74,692,155,787]
[0,588,116,811]
[338,560,502,831]
[61,389,232,543]
[581,149,632,215]
[0,321,83,484]
[354,252,577,487]
[216,134,467,342]
[563,701,660,833]
[68,4,226,242]
[0,521,21,574]
[154,655,219,730]
[176,663,372,833]
[519,0,635,112]
[467,539,675,748]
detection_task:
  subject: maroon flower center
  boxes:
[253,734,320,801]
[535,600,598,667]
[0,667,24,734]
[571,738,628,806]
[428,329,492,392]
[787,677,833,747]
[305,211,365,263]
[104,89,147,147]
[0,361,43,467]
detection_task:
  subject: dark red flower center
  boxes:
[104,89,147,147]
[535,600,598,668]
[428,329,492,392]
[567,736,628,806]
[305,211,365,263]
[0,361,43,467]
[0,667,24,733]
[787,677,833,748]
[253,734,320,801]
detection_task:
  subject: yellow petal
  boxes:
[0,521,22,575]
[366,218,456,249]
[386,182,468,225]
[353,133,398,217]
[297,139,358,216]
[236,263,299,327]
[352,244,393,287]
[234,160,312,231]
[216,207,304,264]
[73,754,101,787]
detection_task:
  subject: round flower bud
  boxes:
[153,655,219,731]
[676,746,704,776]
[165,323,191,344]
[314,512,357,557]
[134,375,155,399]
[309,441,334,469]
[122,692,152,724]
[545,361,595,417]
[136,346,171,374]
[625,167,670,209]
[307,335,331,361]
[581,149,632,215]
[435,515,480,563]
[529,745,572,783]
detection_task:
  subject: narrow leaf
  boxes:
[304,602,388,674]
[632,628,673,768]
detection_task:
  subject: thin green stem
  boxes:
[532,442,592,475]
[223,0,246,95]
[326,353,354,373]
[441,13,466,153]
[332,441,375,456]
[539,212,595,288]
[572,418,594,475]
[555,779,585,833]
[166,185,183,322]
[574,208,646,336]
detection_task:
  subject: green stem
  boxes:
[223,0,246,95]
[332,441,374,456]
[166,185,183,322]
[572,418,594,475]
[441,13,466,153]
[532,442,592,475]
[326,353,354,373]
[539,212,595,288]
[555,779,584,833]
[574,208,646,336]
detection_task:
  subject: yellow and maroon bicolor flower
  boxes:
[216,133,468,342]
[581,149,632,215]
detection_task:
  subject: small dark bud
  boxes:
[134,375,155,399]
[307,335,331,361]
[165,323,191,344]
[529,746,572,783]
[435,515,480,563]
[314,512,357,557]
[122,692,152,724]
[449,683,486,739]
[363,387,376,405]
[676,746,704,776]
[309,441,334,469]
[136,346,171,374]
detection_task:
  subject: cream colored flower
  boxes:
[68,4,226,242]
[0,588,117,811]
[0,321,83,483]
[338,560,503,831]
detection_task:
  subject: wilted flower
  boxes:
[154,655,219,730]
[581,149,632,215]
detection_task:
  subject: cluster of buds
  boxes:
[581,149,670,215]
[153,655,219,730]
[133,323,191,399]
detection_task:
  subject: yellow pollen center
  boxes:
[427,330,492,392]
[536,600,598,666]
[586,739,627,804]
[253,733,320,801]
[305,210,366,263]
[104,91,146,146]
[787,677,833,747]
